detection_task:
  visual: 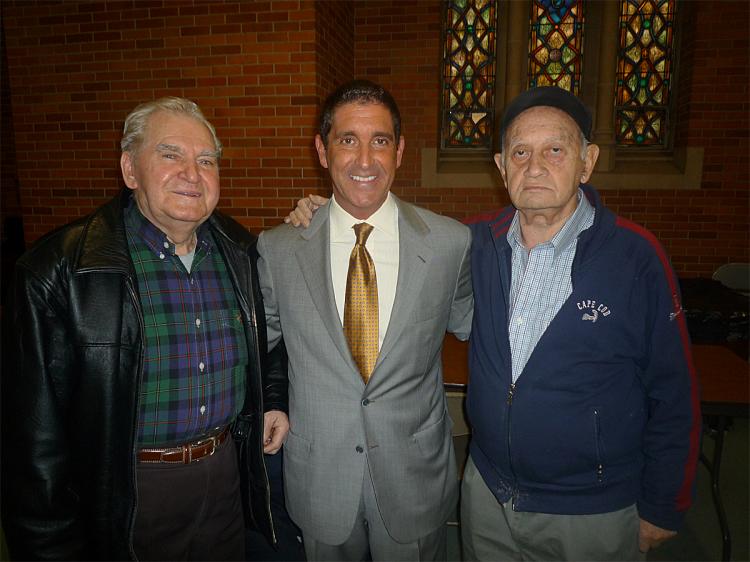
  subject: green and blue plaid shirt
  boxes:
[125,200,247,447]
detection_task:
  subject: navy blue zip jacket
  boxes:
[465,184,701,531]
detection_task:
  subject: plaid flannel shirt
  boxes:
[125,200,247,447]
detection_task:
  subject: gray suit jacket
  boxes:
[257,195,473,544]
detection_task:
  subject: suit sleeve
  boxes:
[447,226,474,341]
[636,246,701,531]
[1,263,88,560]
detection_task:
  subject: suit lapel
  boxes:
[295,204,360,374]
[375,198,432,367]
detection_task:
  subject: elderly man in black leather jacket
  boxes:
[1,97,289,561]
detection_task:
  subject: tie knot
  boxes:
[353,222,374,246]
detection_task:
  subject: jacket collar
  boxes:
[207,206,257,254]
[74,189,254,274]
[574,183,617,268]
[484,184,616,260]
[300,192,428,241]
[74,189,134,274]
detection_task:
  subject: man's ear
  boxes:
[314,134,329,169]
[120,152,138,190]
[580,143,600,184]
[494,153,508,188]
[395,136,405,168]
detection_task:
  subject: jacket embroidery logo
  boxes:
[577,299,611,323]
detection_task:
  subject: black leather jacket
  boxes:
[1,191,288,560]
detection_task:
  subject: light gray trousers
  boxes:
[461,456,644,561]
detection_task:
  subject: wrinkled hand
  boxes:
[638,518,677,553]
[262,410,289,454]
[284,194,329,227]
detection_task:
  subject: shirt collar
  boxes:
[124,194,211,256]
[507,189,594,257]
[330,192,398,242]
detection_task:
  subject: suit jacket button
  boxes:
[355,445,364,453]
[362,398,370,406]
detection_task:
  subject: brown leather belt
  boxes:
[137,426,230,464]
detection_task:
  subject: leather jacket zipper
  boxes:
[252,302,277,545]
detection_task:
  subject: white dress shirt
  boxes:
[329,193,399,350]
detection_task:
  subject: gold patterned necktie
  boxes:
[344,222,379,384]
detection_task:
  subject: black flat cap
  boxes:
[499,86,592,144]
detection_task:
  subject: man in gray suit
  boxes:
[257,80,473,561]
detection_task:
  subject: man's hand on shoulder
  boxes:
[262,410,290,454]
[284,194,329,227]
[638,518,677,553]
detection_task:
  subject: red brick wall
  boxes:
[315,0,354,104]
[2,0,747,276]
[1,0,322,236]
[1,32,21,223]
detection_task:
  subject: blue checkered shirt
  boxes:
[507,190,595,383]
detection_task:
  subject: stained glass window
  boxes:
[441,0,497,150]
[528,0,586,94]
[615,0,676,146]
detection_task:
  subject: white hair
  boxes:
[120,97,222,158]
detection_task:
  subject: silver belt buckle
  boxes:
[190,433,219,462]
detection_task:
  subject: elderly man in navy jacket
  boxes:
[461,87,701,561]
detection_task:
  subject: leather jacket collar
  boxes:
[74,189,256,274]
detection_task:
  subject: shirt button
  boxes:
[199,362,205,372]
[163,241,169,249]
[362,398,370,406]
[516,316,524,325]
[355,445,364,453]
[199,405,206,415]
[158,253,165,259]
[195,318,201,327]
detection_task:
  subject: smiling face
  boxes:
[120,110,220,241]
[496,106,598,225]
[315,102,405,220]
